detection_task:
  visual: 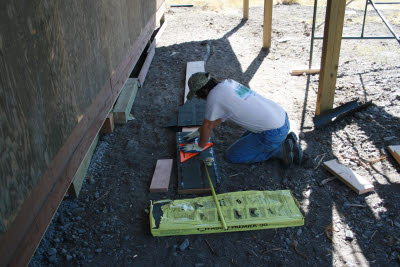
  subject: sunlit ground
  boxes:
[167,0,400,10]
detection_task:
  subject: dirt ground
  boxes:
[30,3,400,266]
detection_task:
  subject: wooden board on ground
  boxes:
[323,159,374,195]
[100,113,114,134]
[183,61,205,132]
[290,69,320,76]
[150,159,173,192]
[184,61,205,103]
[113,78,139,124]
[68,134,99,198]
[388,145,400,165]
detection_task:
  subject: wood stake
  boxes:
[243,0,249,19]
[315,0,346,115]
[262,0,273,49]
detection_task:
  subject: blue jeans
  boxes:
[225,114,290,164]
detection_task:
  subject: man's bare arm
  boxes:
[198,118,222,148]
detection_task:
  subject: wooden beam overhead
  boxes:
[315,0,346,116]
[262,0,273,49]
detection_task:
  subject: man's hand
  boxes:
[183,129,200,143]
[180,143,204,153]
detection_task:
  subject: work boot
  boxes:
[281,139,294,168]
[286,132,303,166]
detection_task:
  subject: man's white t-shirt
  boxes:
[205,79,286,133]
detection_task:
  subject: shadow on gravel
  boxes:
[297,68,400,264]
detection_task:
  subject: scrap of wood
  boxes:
[205,239,217,255]
[100,113,114,134]
[290,69,320,76]
[325,225,335,244]
[113,78,139,124]
[182,127,199,132]
[367,155,387,165]
[292,243,308,259]
[345,203,366,208]
[323,159,374,195]
[320,176,336,185]
[388,145,400,165]
[149,159,173,192]
[261,248,283,254]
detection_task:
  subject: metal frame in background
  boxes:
[309,0,400,68]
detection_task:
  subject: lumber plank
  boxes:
[262,0,273,49]
[323,159,374,195]
[138,40,156,87]
[388,145,400,165]
[113,78,139,124]
[100,113,115,134]
[290,69,320,76]
[183,61,205,132]
[150,159,173,192]
[184,61,205,103]
[315,0,346,115]
[68,134,99,198]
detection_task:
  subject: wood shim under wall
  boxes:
[113,78,139,124]
[323,159,374,195]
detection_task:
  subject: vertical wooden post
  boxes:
[315,0,346,115]
[243,0,249,19]
[262,0,273,49]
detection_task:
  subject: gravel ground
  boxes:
[30,4,400,266]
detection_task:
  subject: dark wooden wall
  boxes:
[0,0,165,265]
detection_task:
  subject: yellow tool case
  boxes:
[150,190,304,236]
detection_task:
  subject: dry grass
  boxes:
[167,0,400,9]
[279,0,299,5]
